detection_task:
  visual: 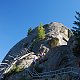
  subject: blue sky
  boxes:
[0,0,80,62]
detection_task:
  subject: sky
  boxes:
[0,0,80,62]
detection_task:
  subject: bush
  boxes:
[49,38,59,48]
[11,64,24,73]
[4,64,24,78]
[37,23,46,40]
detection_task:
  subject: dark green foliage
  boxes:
[71,11,80,56]
[4,64,24,78]
[27,27,32,36]
[11,64,24,73]
[43,24,49,28]
[72,12,80,41]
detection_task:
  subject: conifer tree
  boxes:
[72,11,80,44]
[72,11,80,56]
[27,27,32,36]
[37,23,45,40]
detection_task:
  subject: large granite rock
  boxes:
[38,45,77,72]
[2,22,71,62]
[1,22,78,80]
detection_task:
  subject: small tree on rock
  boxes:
[27,27,32,36]
[37,23,45,40]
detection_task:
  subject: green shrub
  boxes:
[43,24,49,28]
[49,38,59,48]
[4,65,24,79]
[5,64,24,77]
[37,23,46,40]
[10,64,23,73]
[15,65,23,73]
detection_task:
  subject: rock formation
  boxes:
[0,22,79,80]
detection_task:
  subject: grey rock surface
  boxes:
[42,45,77,72]
[2,22,70,62]
[1,22,78,80]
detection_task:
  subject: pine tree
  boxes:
[72,11,80,44]
[37,23,45,40]
[72,11,80,56]
[27,27,32,36]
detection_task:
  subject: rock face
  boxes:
[3,22,71,61]
[45,22,69,45]
[1,22,79,80]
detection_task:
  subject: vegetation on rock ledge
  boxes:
[27,27,32,36]
[37,23,46,40]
